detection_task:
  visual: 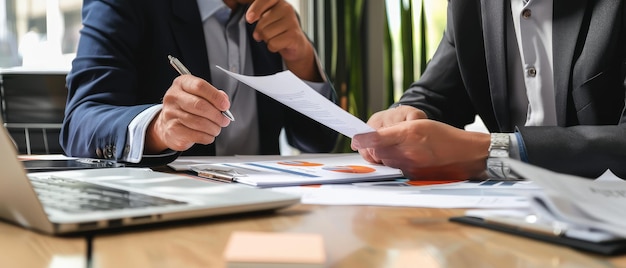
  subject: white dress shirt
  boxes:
[509,0,556,127]
[506,0,555,160]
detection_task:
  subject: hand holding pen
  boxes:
[142,56,234,154]
[168,55,235,121]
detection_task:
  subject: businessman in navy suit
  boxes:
[352,0,626,179]
[62,0,338,166]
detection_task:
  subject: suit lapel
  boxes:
[169,0,212,82]
[481,0,510,131]
[553,0,586,126]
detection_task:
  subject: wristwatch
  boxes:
[486,133,519,180]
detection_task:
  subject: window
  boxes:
[1,0,305,69]
[0,0,81,68]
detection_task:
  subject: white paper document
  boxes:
[504,159,626,239]
[189,153,403,187]
[270,185,530,209]
[217,66,374,138]
[167,153,354,171]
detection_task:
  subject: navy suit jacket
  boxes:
[397,0,626,177]
[61,0,338,165]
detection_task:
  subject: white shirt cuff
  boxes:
[122,104,163,163]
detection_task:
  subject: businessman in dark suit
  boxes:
[352,0,626,179]
[61,0,338,166]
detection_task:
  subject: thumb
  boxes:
[353,129,401,149]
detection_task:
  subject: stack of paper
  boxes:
[451,159,626,254]
[189,153,404,187]
[505,159,626,240]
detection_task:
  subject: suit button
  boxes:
[96,148,103,158]
[527,67,537,77]
[522,9,531,19]
[104,145,114,159]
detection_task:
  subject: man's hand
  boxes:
[352,105,428,163]
[145,75,232,153]
[245,0,321,82]
[366,105,428,129]
[352,119,491,180]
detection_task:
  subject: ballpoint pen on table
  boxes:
[167,55,235,121]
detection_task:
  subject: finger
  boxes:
[173,76,231,124]
[254,16,290,45]
[367,109,402,129]
[350,138,358,151]
[353,135,385,165]
[173,108,224,137]
[165,127,216,151]
[163,90,230,128]
[402,106,428,120]
[357,148,381,164]
[367,148,384,164]
[371,146,418,166]
[151,113,217,152]
[264,31,299,53]
[405,109,427,120]
[253,2,296,40]
[383,109,415,127]
[380,158,402,170]
[177,76,231,111]
[352,128,404,149]
[366,114,385,129]
[160,98,225,136]
[246,0,280,23]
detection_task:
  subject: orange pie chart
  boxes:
[277,161,324,167]
[323,165,375,173]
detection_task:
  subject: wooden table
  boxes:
[4,161,626,267]
[0,221,86,268]
[86,204,626,268]
[2,204,625,267]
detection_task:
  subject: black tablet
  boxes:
[21,159,125,173]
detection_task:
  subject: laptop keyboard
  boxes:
[29,175,186,214]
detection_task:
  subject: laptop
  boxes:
[0,118,299,235]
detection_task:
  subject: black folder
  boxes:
[450,216,626,256]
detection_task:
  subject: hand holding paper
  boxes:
[217,66,374,138]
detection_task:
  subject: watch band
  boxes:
[486,133,519,180]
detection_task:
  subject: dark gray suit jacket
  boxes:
[397,0,626,177]
[61,0,338,166]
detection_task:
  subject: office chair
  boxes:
[0,69,68,154]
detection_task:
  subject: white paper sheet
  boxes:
[505,158,626,238]
[217,66,374,138]
[189,153,403,187]
[168,153,358,171]
[270,186,529,208]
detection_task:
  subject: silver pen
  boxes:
[167,55,235,121]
